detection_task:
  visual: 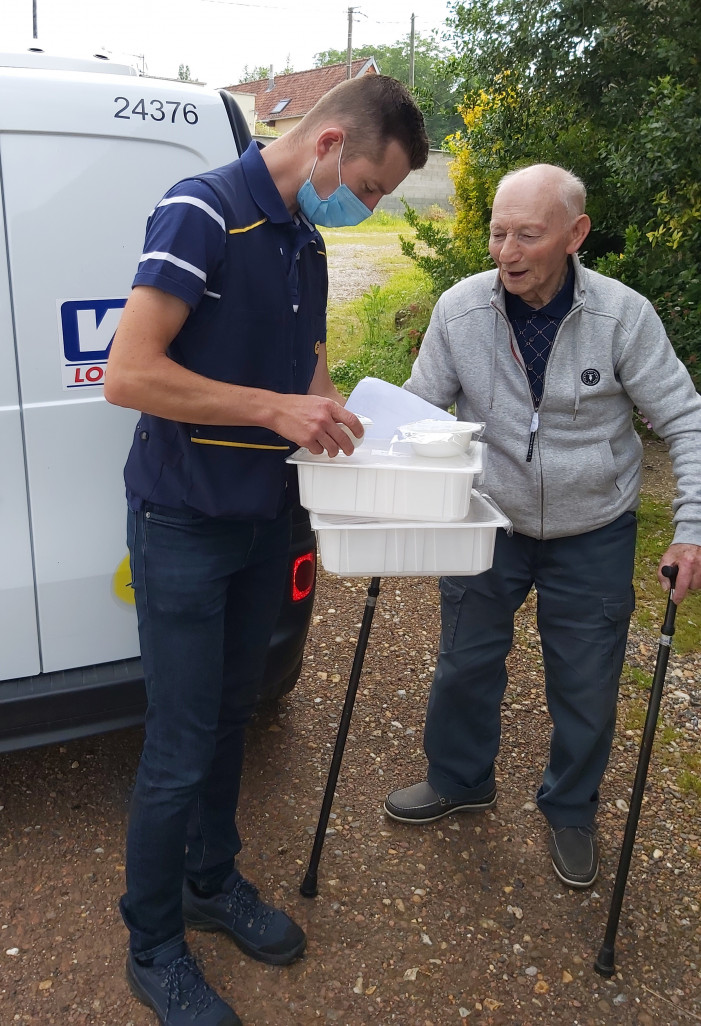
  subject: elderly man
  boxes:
[384,164,701,889]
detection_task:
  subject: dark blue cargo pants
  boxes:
[424,511,637,827]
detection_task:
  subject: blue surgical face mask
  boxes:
[296,138,373,228]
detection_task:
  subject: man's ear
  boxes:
[314,127,344,159]
[567,213,591,254]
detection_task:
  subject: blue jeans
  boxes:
[424,512,637,827]
[120,503,291,961]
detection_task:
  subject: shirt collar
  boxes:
[505,258,575,320]
[240,140,293,224]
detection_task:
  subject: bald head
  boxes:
[495,165,587,221]
[488,164,591,309]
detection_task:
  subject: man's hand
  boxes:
[657,543,701,603]
[269,394,363,457]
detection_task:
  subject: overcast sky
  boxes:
[4,0,454,88]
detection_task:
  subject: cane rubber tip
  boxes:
[300,874,318,899]
[594,950,615,978]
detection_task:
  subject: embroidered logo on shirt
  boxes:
[581,368,601,386]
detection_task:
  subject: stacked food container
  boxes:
[288,416,511,578]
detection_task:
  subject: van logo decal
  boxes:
[58,298,127,390]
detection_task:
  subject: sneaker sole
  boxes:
[383,793,497,824]
[550,858,599,890]
[183,912,307,966]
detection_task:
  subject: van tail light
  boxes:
[291,550,316,602]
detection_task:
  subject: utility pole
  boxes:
[33,0,38,38]
[346,7,356,80]
[409,13,416,88]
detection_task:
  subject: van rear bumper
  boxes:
[0,659,146,753]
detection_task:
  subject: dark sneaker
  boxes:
[549,825,599,889]
[384,780,497,823]
[183,870,306,966]
[126,947,241,1025]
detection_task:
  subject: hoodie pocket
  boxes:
[541,440,619,526]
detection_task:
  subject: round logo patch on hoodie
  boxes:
[581,368,601,386]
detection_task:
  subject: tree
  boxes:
[178,64,191,81]
[238,59,295,85]
[239,64,273,83]
[314,34,463,148]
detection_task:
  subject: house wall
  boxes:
[229,91,256,132]
[377,149,454,215]
[268,115,304,134]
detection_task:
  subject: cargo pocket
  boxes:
[602,587,636,624]
[602,586,636,689]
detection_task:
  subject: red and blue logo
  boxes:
[59,298,127,389]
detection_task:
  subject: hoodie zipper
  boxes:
[492,295,585,538]
[493,298,584,462]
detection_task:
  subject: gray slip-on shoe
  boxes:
[384,779,497,824]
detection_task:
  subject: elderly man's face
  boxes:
[489,177,580,309]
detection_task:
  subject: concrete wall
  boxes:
[377,149,454,215]
[250,140,455,216]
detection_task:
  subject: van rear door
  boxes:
[0,191,40,679]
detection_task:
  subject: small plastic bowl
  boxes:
[399,419,480,458]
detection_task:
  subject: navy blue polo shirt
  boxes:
[124,142,328,519]
[133,140,317,312]
[505,260,575,408]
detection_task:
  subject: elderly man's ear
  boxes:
[568,214,592,255]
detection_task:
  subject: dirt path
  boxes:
[326,234,406,305]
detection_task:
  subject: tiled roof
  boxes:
[224,58,378,122]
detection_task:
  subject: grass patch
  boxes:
[325,210,410,234]
[624,664,654,692]
[677,770,701,798]
[328,267,434,394]
[622,701,647,733]
[634,494,701,654]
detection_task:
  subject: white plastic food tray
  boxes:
[310,491,510,577]
[288,441,483,522]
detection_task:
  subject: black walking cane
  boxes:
[301,576,382,898]
[594,563,679,977]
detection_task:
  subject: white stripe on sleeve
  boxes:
[139,251,207,282]
[157,196,226,231]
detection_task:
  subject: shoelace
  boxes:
[161,954,216,1016]
[221,876,274,934]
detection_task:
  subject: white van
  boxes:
[0,49,316,751]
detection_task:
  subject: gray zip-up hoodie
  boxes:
[405,256,701,542]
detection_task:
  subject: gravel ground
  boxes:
[325,235,402,304]
[1,248,699,1025]
[1,448,698,1026]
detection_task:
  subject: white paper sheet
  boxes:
[344,377,455,440]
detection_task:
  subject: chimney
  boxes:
[266,64,275,91]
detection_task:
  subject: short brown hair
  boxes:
[299,74,429,171]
